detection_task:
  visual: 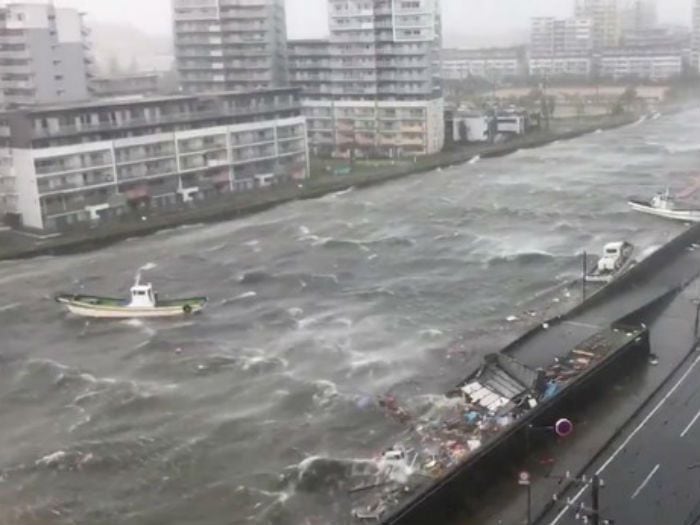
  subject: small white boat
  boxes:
[55,282,207,319]
[628,190,700,223]
[585,241,636,284]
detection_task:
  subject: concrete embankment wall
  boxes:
[383,321,652,525]
[0,115,636,262]
[499,223,700,359]
[380,222,700,524]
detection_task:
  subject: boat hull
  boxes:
[56,294,207,319]
[628,200,700,222]
[585,257,636,284]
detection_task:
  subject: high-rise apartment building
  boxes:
[621,0,657,33]
[0,3,92,106]
[289,0,445,158]
[172,0,289,93]
[575,0,621,49]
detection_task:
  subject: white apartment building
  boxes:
[529,56,593,78]
[0,89,309,230]
[441,47,526,80]
[0,3,92,105]
[288,0,444,158]
[575,0,621,49]
[172,0,288,93]
[530,17,593,57]
[599,48,682,80]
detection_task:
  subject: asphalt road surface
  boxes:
[539,345,700,525]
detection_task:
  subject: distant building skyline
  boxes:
[48,0,693,43]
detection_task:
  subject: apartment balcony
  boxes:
[221,21,271,32]
[219,10,269,22]
[173,9,220,22]
[278,139,306,154]
[41,191,116,216]
[117,160,178,182]
[35,160,113,177]
[399,124,426,133]
[0,49,30,60]
[0,35,28,45]
[38,175,116,196]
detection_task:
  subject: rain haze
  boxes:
[51,0,692,43]
[3,0,700,524]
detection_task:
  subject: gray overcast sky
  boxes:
[50,0,692,40]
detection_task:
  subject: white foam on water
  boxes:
[419,328,444,338]
[35,450,67,467]
[0,302,21,312]
[332,187,355,198]
[221,291,258,305]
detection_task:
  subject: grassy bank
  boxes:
[0,113,637,261]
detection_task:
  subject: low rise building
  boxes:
[599,47,682,80]
[0,89,309,230]
[441,47,527,80]
[303,98,444,158]
[448,110,495,143]
[529,56,593,78]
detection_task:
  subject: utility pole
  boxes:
[582,251,587,302]
[550,473,615,524]
[591,474,601,525]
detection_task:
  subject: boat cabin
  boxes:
[129,283,157,308]
[650,189,674,210]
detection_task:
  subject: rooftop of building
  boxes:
[90,72,162,81]
[2,87,301,116]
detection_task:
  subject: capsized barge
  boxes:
[350,322,650,524]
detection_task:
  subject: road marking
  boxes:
[547,353,700,524]
[680,407,700,438]
[631,464,660,499]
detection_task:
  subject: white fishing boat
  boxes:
[585,241,636,284]
[55,282,207,319]
[628,189,700,223]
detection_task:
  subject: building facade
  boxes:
[599,47,682,80]
[694,0,700,71]
[530,17,593,57]
[172,0,288,93]
[0,3,92,106]
[528,56,593,78]
[441,47,527,80]
[575,0,621,49]
[89,73,163,98]
[0,89,309,230]
[289,0,445,158]
[621,0,657,34]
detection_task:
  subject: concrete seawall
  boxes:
[0,115,637,262]
[381,223,700,525]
